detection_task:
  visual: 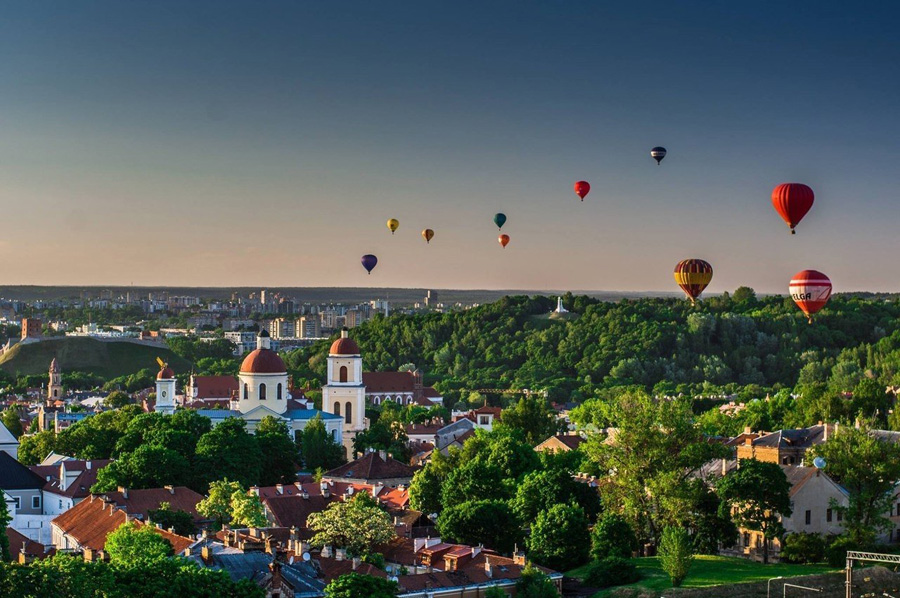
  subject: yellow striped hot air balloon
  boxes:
[674,259,713,304]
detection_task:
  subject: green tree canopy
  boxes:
[307,493,395,556]
[527,503,591,572]
[436,499,521,554]
[105,522,173,564]
[324,572,398,598]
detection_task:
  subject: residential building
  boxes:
[296,316,320,339]
[534,433,585,453]
[364,369,443,407]
[0,421,18,460]
[322,451,417,487]
[736,424,834,465]
[30,459,112,516]
[0,452,45,517]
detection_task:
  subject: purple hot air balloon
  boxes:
[361,254,378,275]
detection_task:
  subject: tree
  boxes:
[104,522,173,564]
[255,416,299,486]
[528,503,590,572]
[484,586,506,598]
[324,573,398,598]
[499,396,559,446]
[103,390,132,409]
[16,431,57,466]
[658,526,693,588]
[195,418,263,489]
[148,502,196,537]
[0,496,10,561]
[93,444,191,492]
[716,459,792,564]
[299,414,345,471]
[436,499,521,554]
[809,421,900,545]
[197,479,246,530]
[0,409,22,439]
[591,513,638,561]
[515,563,558,598]
[512,466,601,525]
[231,491,267,527]
[307,493,395,556]
[408,463,443,516]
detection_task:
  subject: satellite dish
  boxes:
[302,552,311,561]
[813,457,826,469]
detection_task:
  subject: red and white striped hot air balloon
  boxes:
[789,270,832,323]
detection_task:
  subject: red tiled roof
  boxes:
[363,372,415,393]
[258,481,410,529]
[329,337,360,356]
[422,387,442,398]
[323,452,417,483]
[190,376,239,399]
[5,527,48,559]
[100,486,203,520]
[240,349,286,374]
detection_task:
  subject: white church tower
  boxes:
[155,361,176,415]
[322,328,367,455]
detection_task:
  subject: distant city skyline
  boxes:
[1,3,898,293]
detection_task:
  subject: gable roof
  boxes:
[323,452,417,482]
[190,376,239,399]
[752,424,832,449]
[98,486,203,520]
[5,526,50,559]
[0,452,45,491]
[0,421,17,445]
[363,372,416,393]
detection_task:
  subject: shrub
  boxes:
[826,535,860,568]
[591,513,638,560]
[780,532,826,564]
[658,526,693,587]
[583,557,640,588]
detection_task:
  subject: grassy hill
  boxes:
[0,337,192,379]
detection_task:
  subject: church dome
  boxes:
[157,367,175,379]
[329,329,359,355]
[240,348,286,374]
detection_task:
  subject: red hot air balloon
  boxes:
[574,181,590,201]
[772,183,814,234]
[673,259,713,304]
[361,254,378,275]
[790,270,832,323]
[498,234,510,248]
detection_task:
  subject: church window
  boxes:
[334,402,341,416]
[339,366,348,383]
[243,384,248,400]
[277,383,283,400]
[259,383,267,400]
[345,402,352,425]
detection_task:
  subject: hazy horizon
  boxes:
[2,3,898,293]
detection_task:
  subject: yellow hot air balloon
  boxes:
[387,219,399,235]
[422,229,434,243]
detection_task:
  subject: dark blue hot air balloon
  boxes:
[361,254,378,275]
[493,213,507,230]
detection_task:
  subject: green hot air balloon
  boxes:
[493,213,507,231]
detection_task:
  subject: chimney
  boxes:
[484,559,493,578]
[335,547,346,561]
[378,449,387,461]
[201,545,212,565]
[164,485,175,495]
[321,545,332,558]
[86,461,92,470]
[250,486,260,496]
[721,459,728,476]
[352,556,361,570]
[117,487,128,499]
[301,489,309,499]
[275,484,284,495]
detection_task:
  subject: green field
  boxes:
[567,556,836,596]
[0,337,191,379]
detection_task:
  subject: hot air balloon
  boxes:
[494,213,507,230]
[387,219,399,235]
[498,234,510,248]
[772,183,814,234]
[361,254,378,275]
[574,181,590,201]
[790,269,831,323]
[674,259,713,304]
[651,146,667,165]
[422,229,434,244]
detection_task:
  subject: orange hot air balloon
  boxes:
[772,183,814,234]
[387,219,399,234]
[673,259,713,304]
[790,269,832,323]
[422,229,434,244]
[574,181,590,201]
[498,234,510,248]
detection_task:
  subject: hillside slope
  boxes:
[0,337,191,378]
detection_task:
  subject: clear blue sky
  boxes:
[1,2,897,293]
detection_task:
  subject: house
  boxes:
[322,451,417,487]
[455,405,503,432]
[50,492,196,554]
[29,459,113,515]
[0,420,18,459]
[435,418,476,449]
[534,433,585,453]
[363,369,443,407]
[736,424,834,465]
[5,526,52,562]
[0,452,46,518]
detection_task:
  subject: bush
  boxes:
[658,526,693,587]
[826,535,861,568]
[591,513,638,560]
[780,532,826,564]
[583,557,640,588]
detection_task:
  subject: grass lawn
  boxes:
[567,555,835,596]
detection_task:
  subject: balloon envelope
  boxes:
[498,234,510,248]
[422,229,434,243]
[772,183,814,234]
[674,259,713,303]
[494,213,507,230]
[651,146,667,164]
[387,219,399,234]
[574,181,590,201]
[361,254,378,274]
[790,269,831,322]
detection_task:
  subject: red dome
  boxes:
[240,349,286,374]
[330,337,360,355]
[157,368,175,379]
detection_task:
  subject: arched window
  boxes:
[259,383,267,400]
[339,366,348,383]
[374,397,380,405]
[334,402,341,416]
[277,383,283,400]
[243,384,248,400]
[345,402,352,425]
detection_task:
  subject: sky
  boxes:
[1,2,898,293]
